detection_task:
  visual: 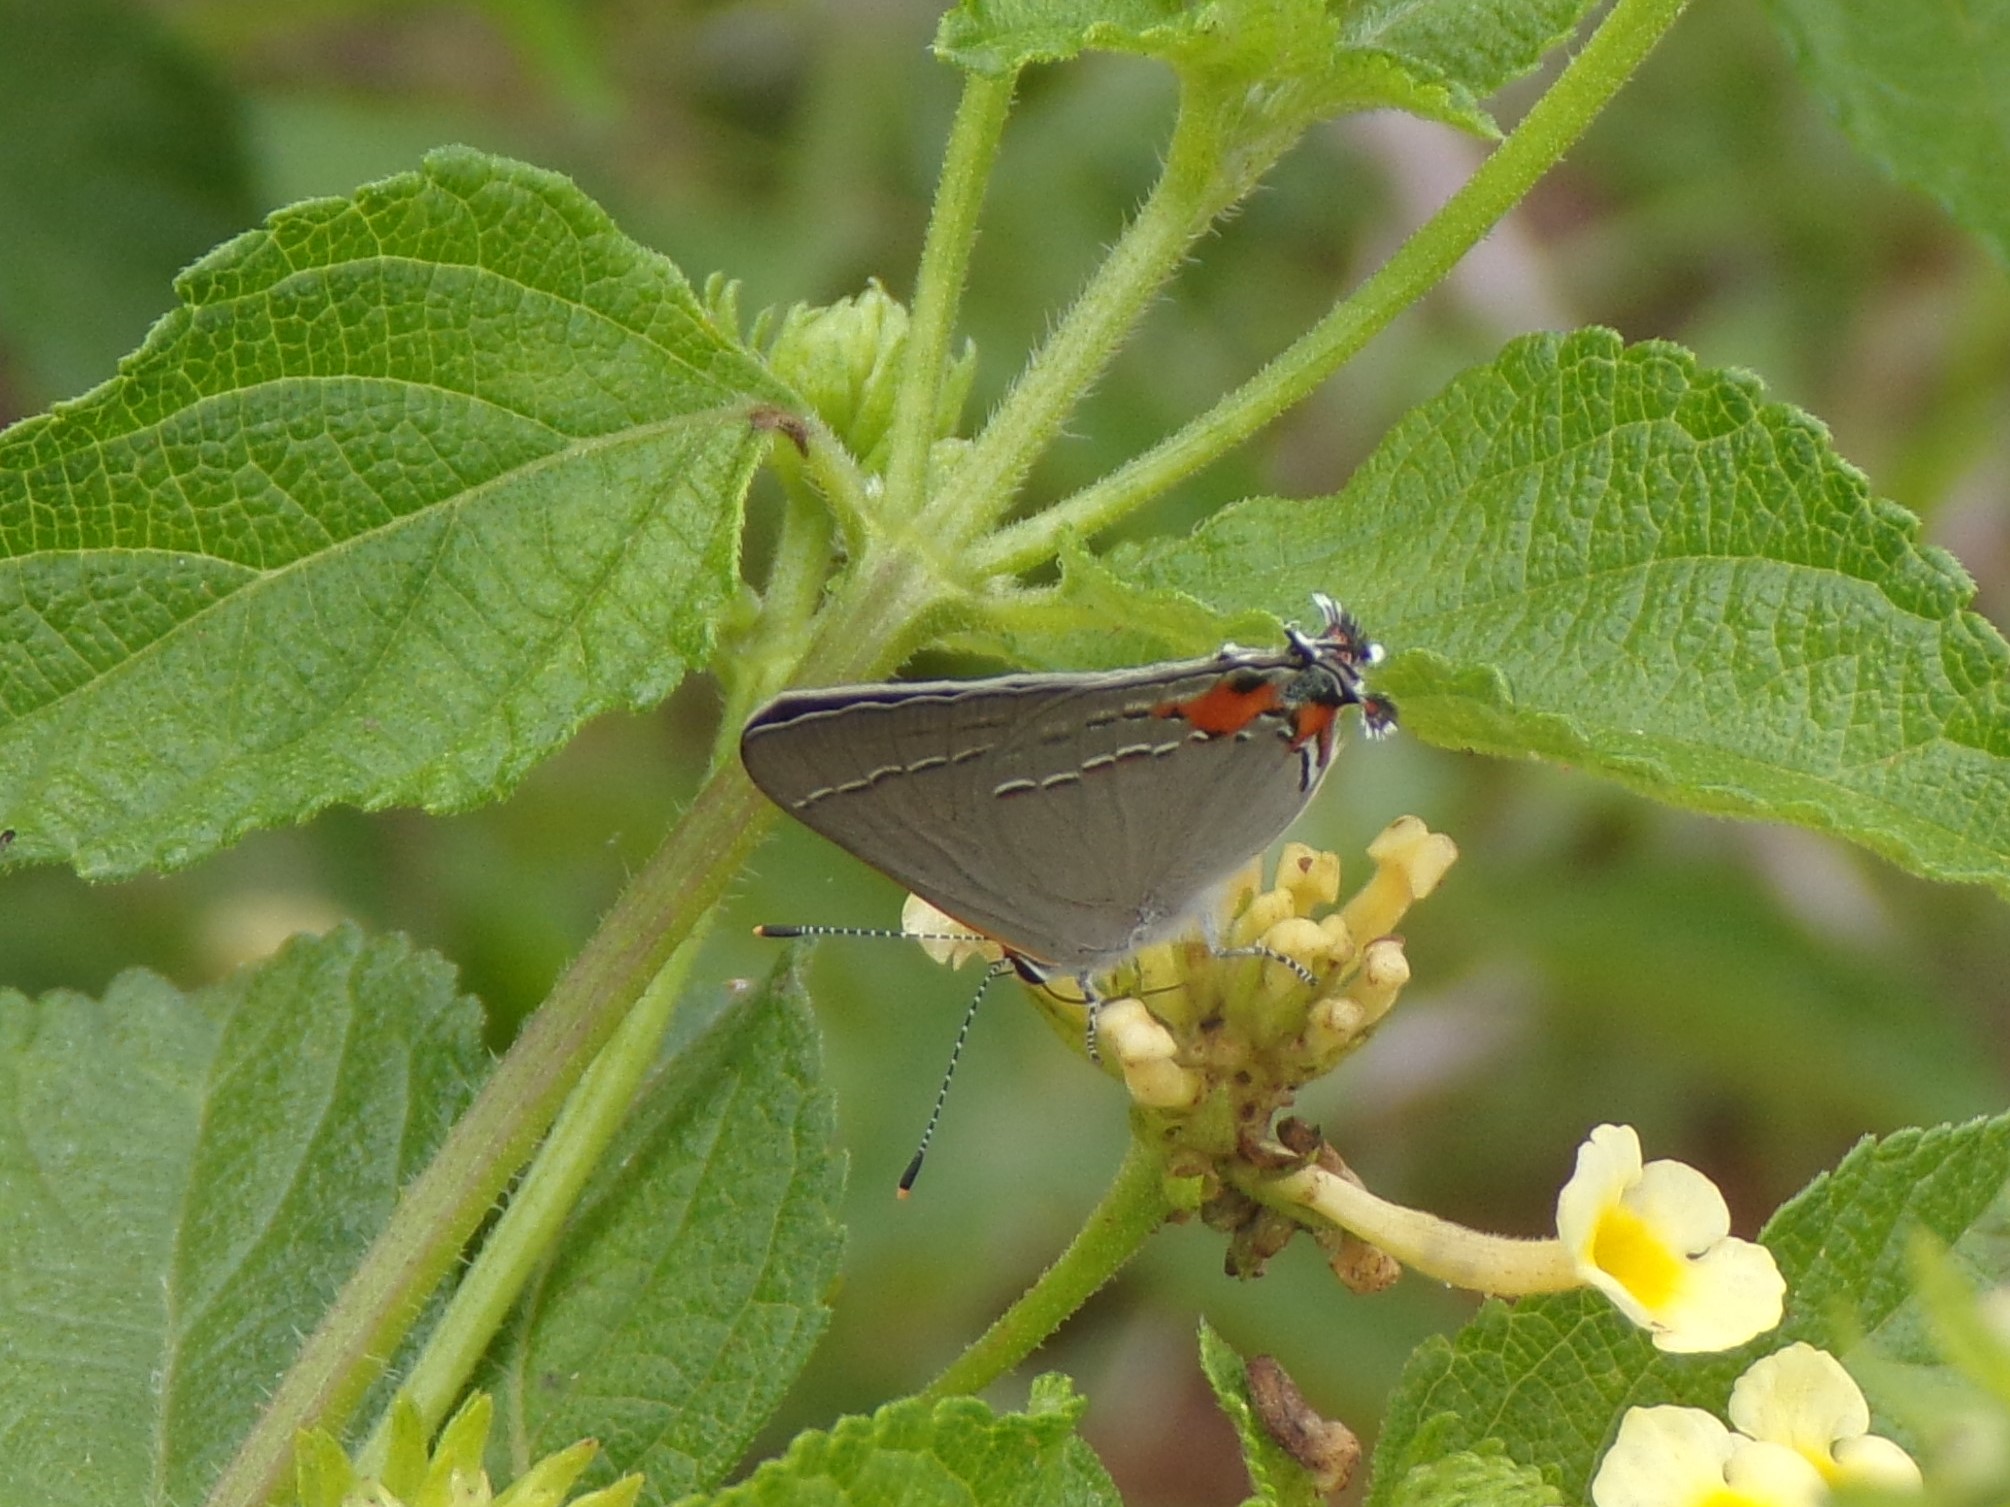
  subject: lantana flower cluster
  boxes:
[912,818,1791,1354]
[915,819,1453,1275]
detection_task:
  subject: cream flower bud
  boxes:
[1229,885,1298,950]
[1274,841,1342,913]
[1099,997,1202,1109]
[902,893,1001,969]
[1345,939,1409,1027]
[1305,994,1369,1058]
[1339,817,1458,943]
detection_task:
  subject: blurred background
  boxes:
[1,0,2006,1500]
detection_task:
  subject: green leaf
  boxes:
[934,0,1596,133]
[1110,329,2010,899]
[1365,1114,2010,1506]
[1363,1291,1709,1507]
[1865,1239,2010,1485]
[1339,0,1602,112]
[0,0,257,404]
[673,1376,1119,1506]
[1764,0,2010,267]
[1196,1319,1328,1507]
[1763,1116,2010,1371]
[488,961,845,1502]
[0,925,487,1507]
[0,146,792,880]
[1386,1449,1563,1507]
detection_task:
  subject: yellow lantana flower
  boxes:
[1592,1406,1828,1507]
[1557,1124,1784,1353]
[1728,1343,1921,1490]
[1592,1346,1920,1507]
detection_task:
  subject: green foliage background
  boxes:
[0,0,2005,1501]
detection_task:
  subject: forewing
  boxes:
[740,653,1328,969]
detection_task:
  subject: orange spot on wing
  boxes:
[1156,675,1282,735]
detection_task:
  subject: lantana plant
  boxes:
[0,1,2005,1505]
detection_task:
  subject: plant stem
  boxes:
[921,84,1295,550]
[202,779,766,1507]
[921,1139,1172,1401]
[354,926,710,1474]
[883,71,1016,522]
[972,0,1695,576]
[202,548,946,1507]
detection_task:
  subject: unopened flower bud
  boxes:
[902,893,999,969]
[1340,817,1458,943]
[1306,994,1369,1058]
[764,282,973,470]
[1229,885,1297,949]
[1316,911,1356,966]
[1100,997,1203,1108]
[1274,842,1341,912]
[1344,938,1410,1027]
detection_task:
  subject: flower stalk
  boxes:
[1253,1161,1580,1295]
[923,1138,1174,1401]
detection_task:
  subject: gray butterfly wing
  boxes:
[740,656,1332,972]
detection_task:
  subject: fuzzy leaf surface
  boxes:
[673,1377,1118,1507]
[0,146,788,879]
[1387,1450,1563,1507]
[1365,1114,2010,1506]
[1104,329,2010,898]
[490,963,844,1503]
[1765,0,2010,266]
[0,925,487,1507]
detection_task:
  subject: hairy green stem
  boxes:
[884,71,1016,522]
[782,413,878,563]
[921,1139,1172,1400]
[972,0,1696,575]
[355,928,710,1474]
[202,548,947,1507]
[202,778,768,1507]
[812,431,883,565]
[921,83,1297,550]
